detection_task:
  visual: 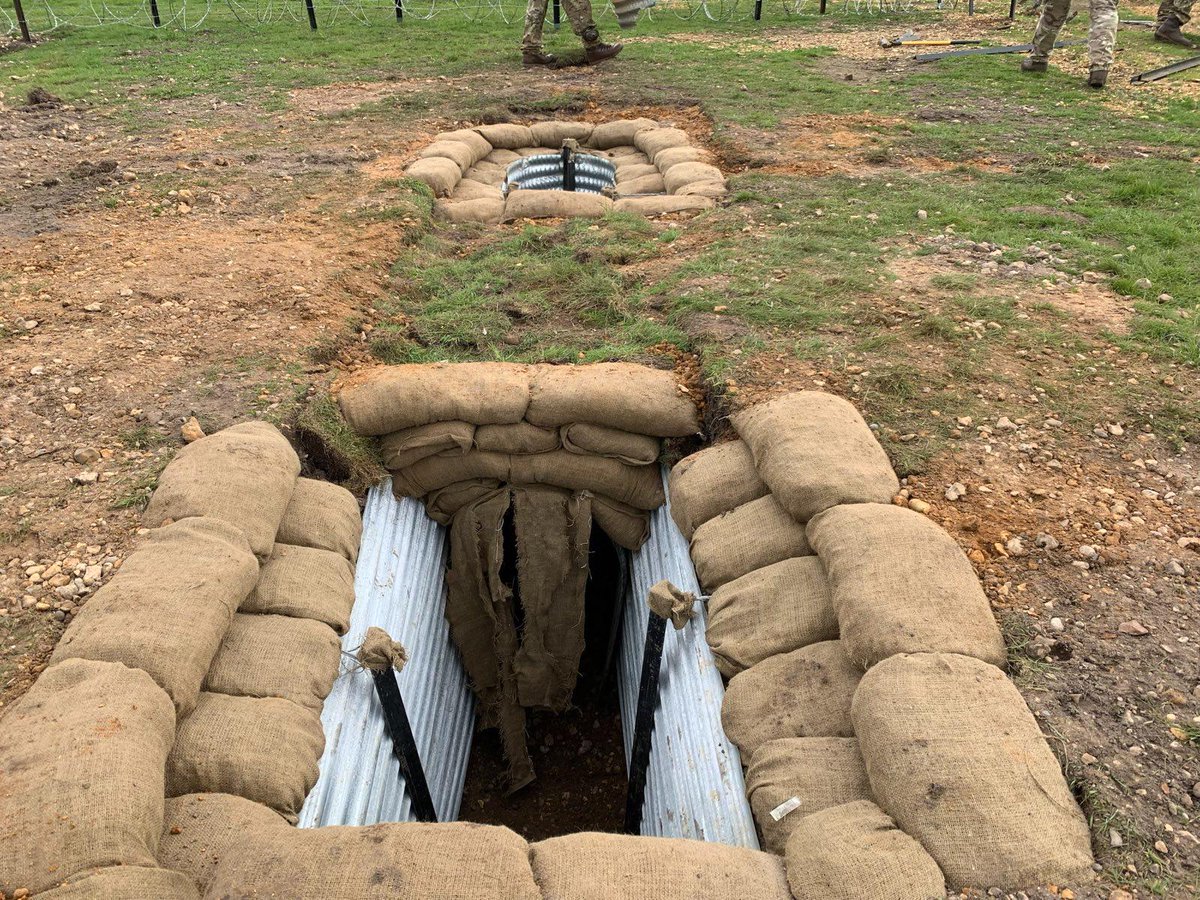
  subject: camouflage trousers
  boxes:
[1030,0,1119,69]
[1157,0,1193,26]
[522,0,599,51]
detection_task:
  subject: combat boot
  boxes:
[1155,15,1197,48]
[585,41,624,64]
[1087,68,1108,88]
[1020,56,1048,73]
[522,49,558,67]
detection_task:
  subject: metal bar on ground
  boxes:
[914,39,1081,61]
[305,0,317,29]
[623,610,668,835]
[1130,54,1200,84]
[13,0,31,42]
[371,666,437,823]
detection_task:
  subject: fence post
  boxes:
[553,0,560,29]
[305,0,317,29]
[149,0,161,26]
[13,0,32,42]
[395,0,403,21]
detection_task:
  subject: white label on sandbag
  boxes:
[769,797,802,822]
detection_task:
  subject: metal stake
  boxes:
[561,145,576,192]
[371,665,438,823]
[1130,54,1200,84]
[149,0,161,27]
[395,0,403,21]
[13,0,31,42]
[305,0,317,29]
[623,609,667,835]
[553,0,560,28]
[753,0,762,20]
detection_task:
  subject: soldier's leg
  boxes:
[1158,0,1193,25]
[1030,0,1073,59]
[1088,0,1119,70]
[561,0,600,45]
[522,0,550,52]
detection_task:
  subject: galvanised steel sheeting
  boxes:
[299,480,474,827]
[504,153,617,196]
[619,467,759,848]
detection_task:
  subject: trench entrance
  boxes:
[458,520,629,840]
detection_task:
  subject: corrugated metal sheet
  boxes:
[619,467,758,847]
[299,480,475,827]
[503,153,617,196]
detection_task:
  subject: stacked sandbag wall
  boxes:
[667,390,1094,896]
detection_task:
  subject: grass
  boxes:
[294,393,385,492]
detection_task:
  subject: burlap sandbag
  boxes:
[785,801,947,900]
[588,117,658,149]
[144,420,300,556]
[512,488,592,711]
[0,659,175,898]
[435,197,507,225]
[807,503,1006,669]
[160,793,289,893]
[617,173,666,195]
[275,476,362,563]
[34,867,201,899]
[732,392,899,523]
[633,127,692,158]
[852,653,1095,889]
[474,421,560,455]
[609,149,651,165]
[418,139,477,174]
[664,162,725,195]
[615,195,715,217]
[654,145,711,173]
[206,822,540,899]
[677,180,729,199]
[436,128,493,164]
[337,362,532,435]
[526,362,700,437]
[51,517,258,715]
[689,494,810,592]
[560,422,660,465]
[530,120,594,146]
[202,613,342,712]
[453,178,504,201]
[380,421,476,470]
[531,832,790,900]
[721,640,859,756]
[405,156,462,197]
[485,147,521,165]
[391,449,665,510]
[474,123,535,150]
[166,692,325,821]
[746,737,873,855]
[615,162,661,183]
[465,161,507,183]
[242,543,355,635]
[668,440,768,539]
[424,479,506,525]
[504,189,614,221]
[591,493,651,550]
[705,556,836,678]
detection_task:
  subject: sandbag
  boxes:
[424,479,506,525]
[705,556,836,678]
[504,189,613,221]
[166,692,325,821]
[405,156,462,197]
[607,147,650,164]
[654,145,710,173]
[531,832,790,900]
[35,867,201,899]
[530,120,594,146]
[664,162,725,195]
[689,494,810,592]
[160,793,289,893]
[474,123,535,150]
[807,503,1006,669]
[474,421,560,455]
[668,440,768,539]
[560,422,660,466]
[452,178,504,201]
[746,737,873,855]
[615,162,661,183]
[338,362,532,435]
[785,801,947,900]
[617,173,666,195]
[512,488,592,711]
[517,146,554,157]
[485,148,521,166]
[591,494,651,551]
[615,195,715,217]
[203,613,342,712]
[435,197,506,225]
[391,450,665,510]
[143,420,300,556]
[526,362,700,437]
[732,392,899,523]
[677,180,729,199]
[436,128,493,165]
[379,421,476,470]
[242,543,355,635]
[588,117,658,149]
[0,659,175,898]
[275,476,362,563]
[852,653,1094,889]
[206,822,540,899]
[51,517,258,715]
[721,640,859,756]
[465,161,508,183]
[633,127,692,158]
[418,140,477,174]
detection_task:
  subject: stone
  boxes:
[1109,829,1123,848]
[1078,545,1098,561]
[181,416,205,443]
[945,482,967,501]
[1049,617,1065,633]
[72,471,99,485]
[917,209,928,220]
[1135,277,1152,290]
[1036,533,1060,550]
[72,447,100,464]
[1166,560,1185,577]
[1118,620,1149,636]
[907,498,931,514]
